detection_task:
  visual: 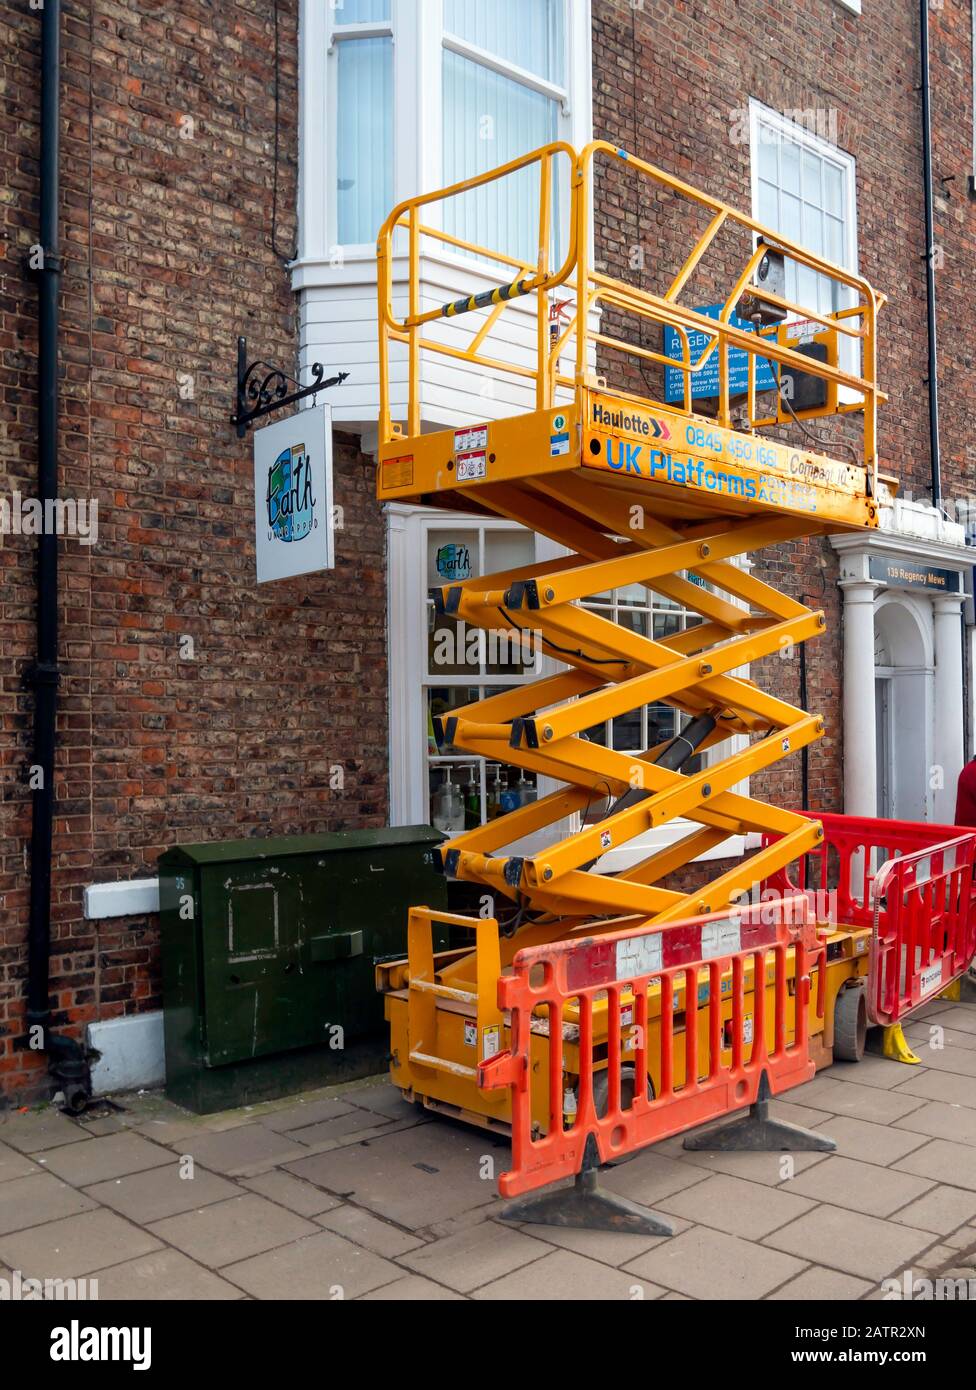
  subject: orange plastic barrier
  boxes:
[763,813,976,1026]
[479,902,825,1200]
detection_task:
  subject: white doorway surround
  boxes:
[832,498,973,826]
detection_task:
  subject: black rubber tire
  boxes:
[833,983,867,1063]
[591,1063,655,1116]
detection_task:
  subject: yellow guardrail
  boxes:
[376,140,884,492]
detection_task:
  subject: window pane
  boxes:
[333,0,391,22]
[443,49,558,265]
[780,192,801,242]
[445,0,564,84]
[757,133,778,185]
[801,149,822,205]
[823,162,844,218]
[758,179,778,227]
[825,215,844,264]
[337,38,392,244]
[779,138,801,196]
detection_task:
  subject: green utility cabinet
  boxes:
[159,826,446,1113]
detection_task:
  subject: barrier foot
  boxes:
[682,1071,836,1153]
[882,1023,921,1066]
[939,979,962,1003]
[500,1137,673,1237]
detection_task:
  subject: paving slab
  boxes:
[893,1100,976,1147]
[783,1154,933,1218]
[657,1172,817,1239]
[828,1056,921,1090]
[506,1213,692,1267]
[171,1124,309,1176]
[0,1109,90,1153]
[239,1170,343,1218]
[475,1247,661,1300]
[0,1209,161,1278]
[398,1218,550,1293]
[257,1098,358,1133]
[900,1044,976,1079]
[623,1225,806,1300]
[343,1084,424,1124]
[221,1229,399,1300]
[316,1205,426,1258]
[894,1139,976,1191]
[284,1123,506,1230]
[0,1172,97,1235]
[148,1193,320,1267]
[920,1007,976,1035]
[131,1117,207,1146]
[944,1222,976,1250]
[36,1132,174,1186]
[281,1111,395,1147]
[85,1162,239,1223]
[906,1023,976,1053]
[359,1274,467,1300]
[661,1144,830,1186]
[808,1113,930,1166]
[891,1068,976,1107]
[762,1203,935,1282]
[0,1143,41,1184]
[599,1149,715,1206]
[793,1077,928,1124]
[766,1266,874,1300]
[86,1247,244,1301]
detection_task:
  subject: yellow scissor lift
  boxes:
[375,141,893,1138]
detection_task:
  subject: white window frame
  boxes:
[297,0,593,273]
[387,505,569,854]
[748,97,860,397]
[835,0,861,14]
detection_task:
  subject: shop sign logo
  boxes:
[267,444,316,543]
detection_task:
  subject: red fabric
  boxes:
[955,761,976,827]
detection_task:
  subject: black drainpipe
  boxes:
[23,0,91,1113]
[920,0,942,510]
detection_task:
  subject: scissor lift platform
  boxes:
[373,140,895,1136]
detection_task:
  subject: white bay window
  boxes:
[296,0,592,437]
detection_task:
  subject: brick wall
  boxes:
[0,0,387,1102]
[589,0,975,890]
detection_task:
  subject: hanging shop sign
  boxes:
[868,555,964,593]
[253,404,334,583]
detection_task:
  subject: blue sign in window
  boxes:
[663,304,777,403]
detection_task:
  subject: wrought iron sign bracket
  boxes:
[232,336,349,438]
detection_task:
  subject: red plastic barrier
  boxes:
[763,813,976,1026]
[479,901,824,1200]
[869,835,976,1025]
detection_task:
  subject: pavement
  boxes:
[2,990,976,1301]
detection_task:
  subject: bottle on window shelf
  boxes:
[515,771,537,806]
[431,767,465,834]
[463,769,481,829]
[486,768,502,821]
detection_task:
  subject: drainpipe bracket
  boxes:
[25,249,63,278]
[22,660,61,691]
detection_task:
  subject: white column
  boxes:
[933,594,965,824]
[840,580,880,817]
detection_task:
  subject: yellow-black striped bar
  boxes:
[442,278,532,319]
